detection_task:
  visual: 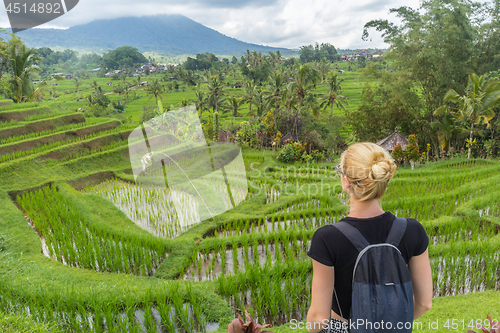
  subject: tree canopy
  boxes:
[299,43,339,63]
[102,46,148,70]
[351,0,500,154]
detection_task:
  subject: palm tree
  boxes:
[145,79,164,112]
[275,50,284,65]
[266,71,286,110]
[7,41,42,103]
[317,58,332,82]
[191,90,207,116]
[176,66,185,81]
[251,87,269,117]
[320,72,349,115]
[206,76,227,112]
[241,80,257,114]
[113,84,126,103]
[224,96,244,124]
[91,80,100,93]
[435,73,500,158]
[288,64,321,113]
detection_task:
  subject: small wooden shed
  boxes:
[376,128,408,151]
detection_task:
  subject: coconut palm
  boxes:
[317,58,331,82]
[241,80,257,114]
[191,90,207,116]
[266,71,286,110]
[7,41,42,103]
[319,72,349,115]
[251,88,269,117]
[206,76,227,112]
[145,79,164,112]
[90,80,101,94]
[113,84,126,103]
[224,96,244,125]
[275,50,284,64]
[287,64,321,114]
[435,73,500,158]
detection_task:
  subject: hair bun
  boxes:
[369,160,393,182]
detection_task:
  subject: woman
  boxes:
[306,142,433,333]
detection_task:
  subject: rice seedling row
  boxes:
[0,124,135,163]
[216,265,312,326]
[427,216,499,245]
[214,212,342,238]
[0,117,108,145]
[384,167,500,201]
[61,139,132,162]
[183,232,312,281]
[83,179,200,239]
[18,185,168,276]
[0,278,211,333]
[431,253,500,297]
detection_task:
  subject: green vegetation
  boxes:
[0,0,500,331]
[352,0,500,156]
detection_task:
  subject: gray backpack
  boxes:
[331,217,414,332]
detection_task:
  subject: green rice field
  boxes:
[0,69,499,332]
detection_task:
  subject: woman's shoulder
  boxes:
[399,216,427,234]
[312,223,341,237]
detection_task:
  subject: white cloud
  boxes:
[0,0,489,49]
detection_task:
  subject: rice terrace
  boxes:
[1,0,500,332]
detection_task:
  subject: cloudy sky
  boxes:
[0,0,429,49]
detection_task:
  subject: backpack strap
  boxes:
[385,217,408,246]
[333,221,369,252]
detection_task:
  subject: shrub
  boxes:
[405,134,420,162]
[311,149,324,162]
[391,142,404,164]
[301,152,314,163]
[277,142,304,163]
[236,121,258,148]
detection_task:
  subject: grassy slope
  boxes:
[0,311,60,333]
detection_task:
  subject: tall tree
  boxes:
[266,71,286,110]
[6,40,42,103]
[362,0,476,113]
[241,80,257,114]
[435,73,500,158]
[206,76,226,112]
[319,72,349,115]
[191,90,207,116]
[288,64,321,113]
[145,79,164,112]
[224,96,244,124]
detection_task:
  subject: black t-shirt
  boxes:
[307,211,429,319]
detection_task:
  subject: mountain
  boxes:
[7,14,288,55]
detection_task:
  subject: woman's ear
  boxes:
[341,175,351,194]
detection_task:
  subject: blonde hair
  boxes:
[339,142,397,201]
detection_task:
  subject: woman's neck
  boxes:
[347,197,385,219]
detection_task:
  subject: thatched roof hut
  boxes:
[376,128,408,151]
[282,131,299,143]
